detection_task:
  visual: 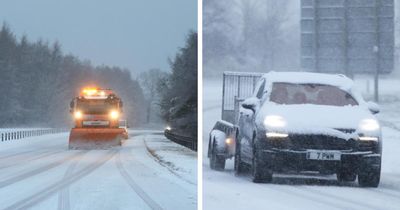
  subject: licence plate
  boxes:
[83,121,109,126]
[306,151,341,161]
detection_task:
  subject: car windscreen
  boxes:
[76,99,118,114]
[269,82,358,106]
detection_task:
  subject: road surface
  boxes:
[0,130,197,210]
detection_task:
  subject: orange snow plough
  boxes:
[68,87,126,149]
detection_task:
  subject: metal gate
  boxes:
[221,72,263,124]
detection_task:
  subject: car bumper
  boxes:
[260,149,381,173]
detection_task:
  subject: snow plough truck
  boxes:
[69,87,127,149]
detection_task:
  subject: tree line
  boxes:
[139,31,197,137]
[203,0,299,76]
[0,23,146,127]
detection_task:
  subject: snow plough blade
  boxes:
[68,128,125,149]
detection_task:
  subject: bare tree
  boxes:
[138,68,167,123]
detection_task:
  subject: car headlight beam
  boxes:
[359,119,380,131]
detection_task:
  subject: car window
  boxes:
[255,79,266,99]
[269,82,358,106]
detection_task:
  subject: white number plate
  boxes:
[306,151,341,161]
[83,121,109,126]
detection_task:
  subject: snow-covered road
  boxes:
[203,78,400,210]
[0,130,197,210]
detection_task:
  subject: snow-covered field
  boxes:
[203,77,400,210]
[0,130,197,210]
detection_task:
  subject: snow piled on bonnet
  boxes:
[256,103,378,139]
[251,71,379,138]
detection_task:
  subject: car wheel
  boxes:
[337,169,356,182]
[234,136,247,175]
[207,135,212,158]
[210,139,226,171]
[251,144,272,183]
[358,162,381,188]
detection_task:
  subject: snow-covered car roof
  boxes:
[262,71,354,90]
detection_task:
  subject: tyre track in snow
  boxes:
[0,143,65,161]
[0,150,87,189]
[57,151,88,210]
[115,149,163,210]
[57,132,161,210]
[0,150,62,170]
[3,150,117,210]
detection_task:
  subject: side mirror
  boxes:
[242,103,255,110]
[241,97,259,112]
[367,101,380,114]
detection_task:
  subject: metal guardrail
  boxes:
[0,128,68,142]
[164,129,197,151]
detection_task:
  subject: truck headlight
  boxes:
[74,111,82,119]
[109,110,119,120]
[359,119,380,131]
[264,115,286,128]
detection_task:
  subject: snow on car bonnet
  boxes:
[255,72,378,139]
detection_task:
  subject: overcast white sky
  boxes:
[0,0,197,74]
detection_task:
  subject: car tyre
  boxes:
[234,136,247,175]
[358,162,380,188]
[251,143,272,183]
[210,139,226,171]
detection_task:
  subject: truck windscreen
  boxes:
[76,99,118,114]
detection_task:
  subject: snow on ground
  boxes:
[143,134,197,185]
[0,129,196,210]
[203,77,400,210]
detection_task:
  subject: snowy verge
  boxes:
[143,134,197,185]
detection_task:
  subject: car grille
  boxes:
[334,128,356,134]
[288,134,353,150]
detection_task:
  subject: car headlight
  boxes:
[225,137,233,145]
[359,119,380,131]
[359,136,378,141]
[264,115,286,128]
[266,132,288,138]
[74,111,82,119]
[109,110,119,120]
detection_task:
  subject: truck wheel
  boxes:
[234,137,247,175]
[251,145,272,183]
[210,140,225,171]
[358,162,381,187]
[337,169,356,182]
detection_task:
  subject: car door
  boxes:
[239,78,266,163]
